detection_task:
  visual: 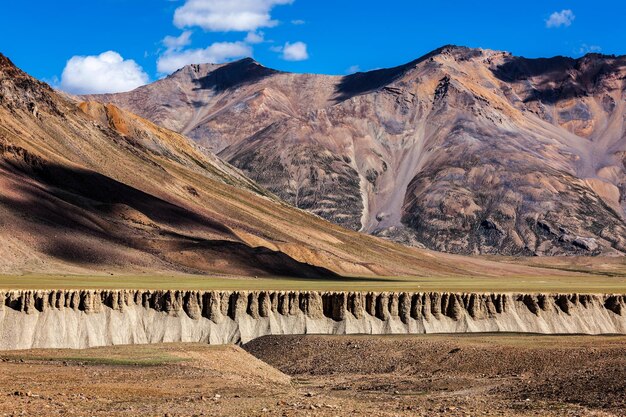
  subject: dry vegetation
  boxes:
[0,267,625,293]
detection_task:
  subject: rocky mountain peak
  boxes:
[432,44,485,59]
[0,52,15,70]
[0,52,29,80]
[0,52,63,117]
[176,57,262,72]
[167,57,280,93]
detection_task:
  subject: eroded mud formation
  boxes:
[0,290,624,350]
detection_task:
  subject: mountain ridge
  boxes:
[87,46,626,256]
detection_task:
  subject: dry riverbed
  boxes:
[0,334,624,416]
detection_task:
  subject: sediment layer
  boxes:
[0,290,624,350]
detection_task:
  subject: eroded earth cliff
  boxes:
[1,289,624,350]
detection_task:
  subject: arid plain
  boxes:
[0,335,624,416]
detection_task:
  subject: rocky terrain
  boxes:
[246,334,626,416]
[92,46,626,256]
[0,336,624,416]
[1,289,624,349]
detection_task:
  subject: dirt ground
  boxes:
[0,334,624,417]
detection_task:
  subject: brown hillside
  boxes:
[1,52,558,279]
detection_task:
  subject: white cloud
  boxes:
[245,31,265,44]
[546,9,575,28]
[577,44,602,55]
[163,31,193,51]
[60,51,149,94]
[174,0,293,32]
[157,41,252,73]
[281,41,308,61]
[291,19,305,25]
[346,65,360,74]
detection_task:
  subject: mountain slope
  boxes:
[3,52,556,279]
[92,46,626,256]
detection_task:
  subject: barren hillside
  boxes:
[1,52,555,278]
[92,46,626,256]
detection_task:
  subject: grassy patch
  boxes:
[292,333,626,349]
[0,345,189,367]
[0,269,624,293]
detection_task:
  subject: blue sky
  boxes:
[1,0,624,94]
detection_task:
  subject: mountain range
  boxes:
[2,51,552,279]
[90,46,626,256]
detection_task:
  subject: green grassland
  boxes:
[0,270,625,293]
[290,333,626,348]
[0,343,199,366]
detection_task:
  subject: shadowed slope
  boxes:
[191,58,280,92]
[335,45,481,101]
